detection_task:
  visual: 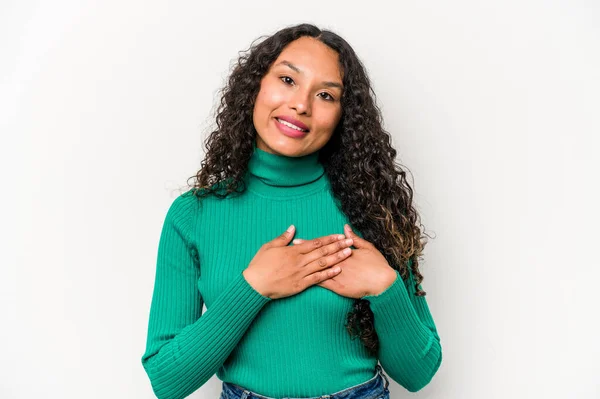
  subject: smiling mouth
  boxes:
[275,117,309,132]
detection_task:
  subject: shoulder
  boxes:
[167,179,244,222]
[164,189,201,227]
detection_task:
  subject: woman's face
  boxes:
[252,36,344,157]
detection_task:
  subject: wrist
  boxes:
[366,269,397,296]
[243,269,271,299]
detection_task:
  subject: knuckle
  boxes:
[317,258,327,267]
[319,246,329,256]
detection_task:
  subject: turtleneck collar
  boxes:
[244,138,328,199]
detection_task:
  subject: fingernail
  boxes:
[287,224,295,233]
[293,239,300,244]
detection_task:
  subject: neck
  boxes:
[244,138,327,199]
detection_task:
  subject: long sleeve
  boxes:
[140,194,272,399]
[361,260,442,392]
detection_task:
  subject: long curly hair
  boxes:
[185,23,433,357]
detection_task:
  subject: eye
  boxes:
[319,92,335,102]
[280,76,335,102]
[280,76,295,85]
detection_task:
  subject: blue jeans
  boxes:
[220,365,390,399]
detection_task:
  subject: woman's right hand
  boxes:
[242,225,354,300]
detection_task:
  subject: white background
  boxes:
[1,1,599,398]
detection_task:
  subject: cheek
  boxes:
[255,82,286,112]
[314,108,342,131]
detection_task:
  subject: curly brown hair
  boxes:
[185,23,434,357]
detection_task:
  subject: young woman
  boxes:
[141,23,442,399]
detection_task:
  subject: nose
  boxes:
[289,89,311,115]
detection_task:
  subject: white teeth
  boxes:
[277,118,306,132]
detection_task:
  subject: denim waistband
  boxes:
[221,365,390,399]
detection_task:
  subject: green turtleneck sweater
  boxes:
[141,140,442,399]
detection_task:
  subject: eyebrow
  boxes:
[274,60,344,91]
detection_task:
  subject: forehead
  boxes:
[272,37,342,80]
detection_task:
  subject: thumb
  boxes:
[344,224,369,248]
[274,224,295,246]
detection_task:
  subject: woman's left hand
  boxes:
[294,224,397,299]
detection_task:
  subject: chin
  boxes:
[269,142,304,157]
[259,135,307,157]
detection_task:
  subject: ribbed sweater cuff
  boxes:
[147,271,271,397]
[362,270,436,357]
[174,271,272,362]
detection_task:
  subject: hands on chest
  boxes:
[243,223,396,300]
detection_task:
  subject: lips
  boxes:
[274,117,309,138]
[275,115,309,132]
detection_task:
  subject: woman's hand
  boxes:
[244,226,354,300]
[293,224,397,299]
